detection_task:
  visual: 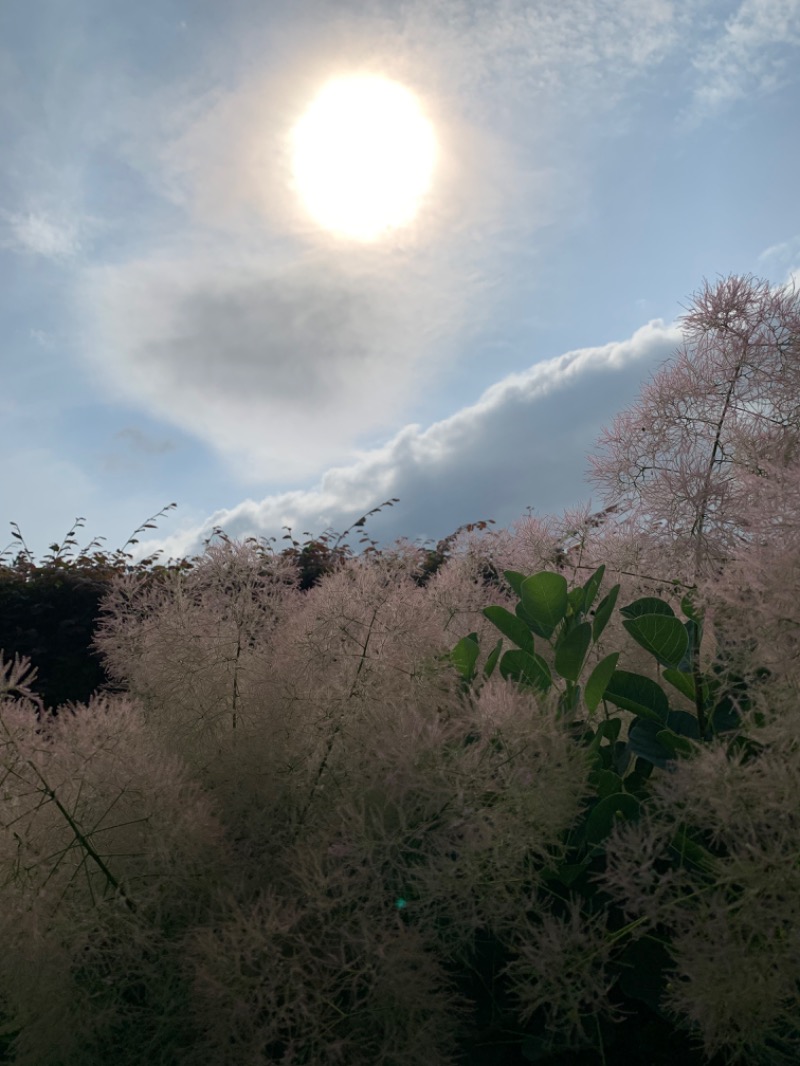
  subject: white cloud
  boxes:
[757,234,800,285]
[128,317,682,566]
[1,209,82,260]
[30,328,55,348]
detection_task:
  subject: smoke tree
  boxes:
[587,274,800,583]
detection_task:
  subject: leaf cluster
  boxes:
[435,563,780,1061]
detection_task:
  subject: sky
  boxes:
[1,0,799,574]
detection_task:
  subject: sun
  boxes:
[290,74,437,242]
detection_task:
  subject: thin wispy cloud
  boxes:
[352,0,681,124]
[687,0,800,122]
[1,209,82,260]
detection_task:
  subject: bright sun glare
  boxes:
[290,75,437,242]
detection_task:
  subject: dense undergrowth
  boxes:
[0,497,797,1065]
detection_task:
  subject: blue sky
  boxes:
[2,0,799,571]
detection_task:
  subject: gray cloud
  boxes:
[114,427,177,456]
[78,236,497,484]
[129,318,682,565]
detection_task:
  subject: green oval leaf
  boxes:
[664,709,700,738]
[679,617,702,672]
[680,590,704,623]
[623,614,689,667]
[554,621,592,681]
[592,583,620,643]
[498,649,552,692]
[582,564,606,613]
[711,700,742,734]
[585,792,641,845]
[656,728,695,757]
[519,572,568,639]
[612,739,631,776]
[584,651,621,712]
[483,638,503,679]
[554,861,589,887]
[662,667,695,701]
[567,586,585,617]
[603,670,669,723]
[541,860,590,888]
[482,605,534,655]
[626,717,674,768]
[558,684,582,717]
[669,826,719,878]
[622,772,652,799]
[449,635,479,682]
[599,717,622,743]
[620,596,676,620]
[514,602,550,639]
[589,768,624,798]
[502,570,527,598]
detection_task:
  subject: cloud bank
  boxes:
[130,318,682,566]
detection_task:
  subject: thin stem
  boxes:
[21,758,136,914]
[691,344,748,580]
[558,561,698,593]
[230,630,242,731]
[291,604,381,843]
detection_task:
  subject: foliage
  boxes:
[1,273,798,1064]
[588,273,800,580]
[0,499,503,718]
[0,506,190,715]
[0,524,795,1064]
[434,562,794,1063]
